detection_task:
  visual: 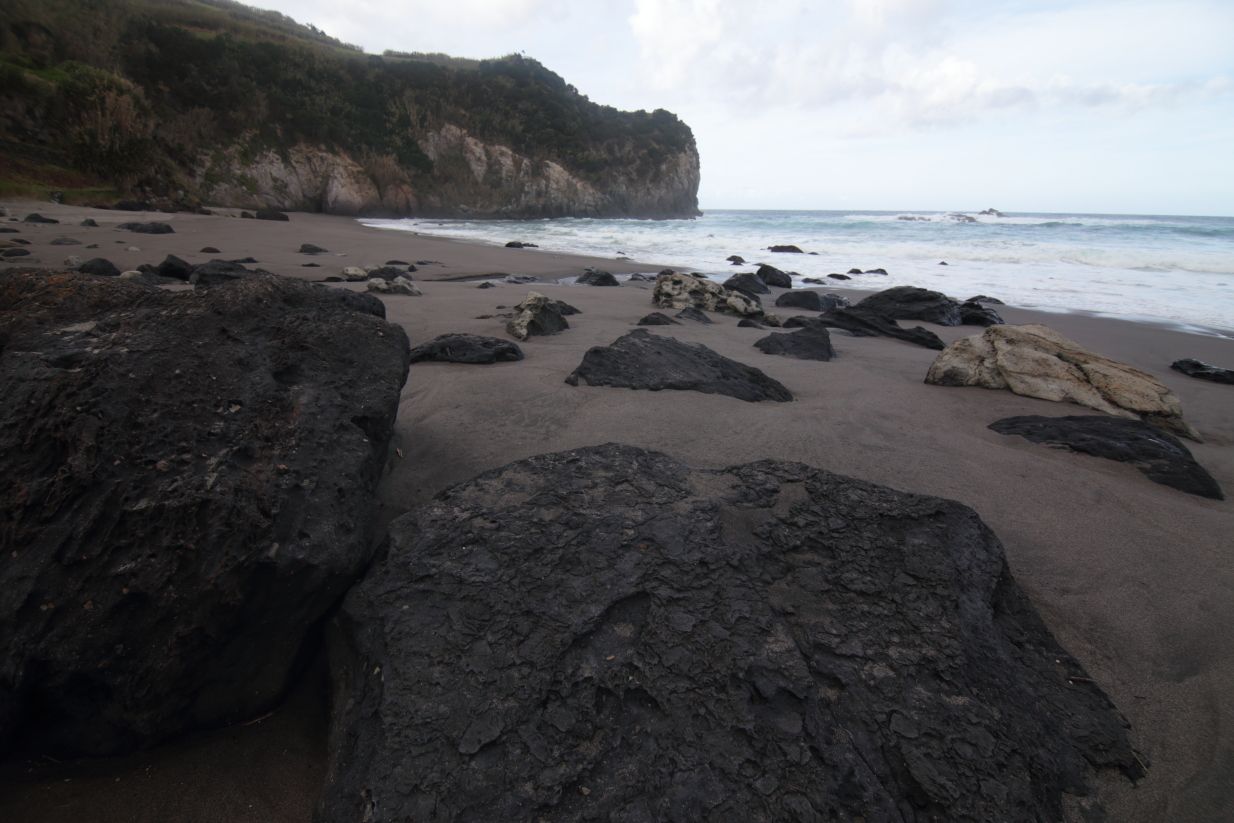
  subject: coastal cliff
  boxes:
[0,0,700,218]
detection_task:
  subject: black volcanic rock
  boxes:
[827,273,851,280]
[80,218,99,227]
[768,244,804,253]
[155,254,192,281]
[200,246,221,253]
[299,243,329,254]
[817,308,946,349]
[737,317,765,328]
[577,269,619,286]
[674,306,712,324]
[774,290,848,312]
[960,300,1004,326]
[319,444,1142,823]
[566,329,792,402]
[855,286,962,326]
[79,257,121,278]
[990,415,1222,499]
[255,209,290,221]
[409,333,523,364]
[754,325,835,360]
[23,213,58,224]
[551,299,581,316]
[2,248,31,258]
[367,266,407,281]
[189,259,257,287]
[118,221,175,234]
[726,254,746,265]
[0,270,411,756]
[1171,358,1234,385]
[505,241,539,248]
[637,312,680,326]
[966,294,1005,305]
[865,267,888,275]
[755,264,793,288]
[723,272,770,296]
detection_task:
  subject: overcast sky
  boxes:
[257,0,1233,215]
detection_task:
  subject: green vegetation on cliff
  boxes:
[0,0,699,216]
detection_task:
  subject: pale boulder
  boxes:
[652,271,762,317]
[926,324,1198,439]
[366,276,421,296]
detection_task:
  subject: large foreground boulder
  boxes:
[320,444,1141,822]
[0,270,411,756]
[926,324,1198,439]
[652,271,762,317]
[990,415,1222,499]
[566,329,792,402]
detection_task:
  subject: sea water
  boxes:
[361,210,1234,334]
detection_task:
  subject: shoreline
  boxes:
[2,199,1233,822]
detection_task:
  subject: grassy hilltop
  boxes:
[0,0,700,216]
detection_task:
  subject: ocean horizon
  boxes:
[363,208,1234,334]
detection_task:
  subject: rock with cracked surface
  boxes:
[1171,358,1234,385]
[408,333,523,364]
[319,444,1142,823]
[506,291,570,341]
[990,415,1222,499]
[566,329,791,402]
[855,286,963,326]
[754,326,835,361]
[0,270,411,756]
[652,271,762,317]
[926,324,1198,439]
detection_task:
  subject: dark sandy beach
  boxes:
[2,201,1231,822]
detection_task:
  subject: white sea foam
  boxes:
[361,209,1234,331]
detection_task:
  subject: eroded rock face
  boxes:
[0,270,411,756]
[926,324,1198,439]
[320,444,1141,823]
[652,272,762,317]
[990,415,1222,499]
[408,334,523,364]
[506,291,570,341]
[566,329,792,402]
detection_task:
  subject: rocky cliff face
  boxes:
[196,124,700,219]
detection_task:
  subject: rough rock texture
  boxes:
[197,128,700,219]
[637,312,680,326]
[566,330,792,402]
[408,334,523,364]
[723,272,770,296]
[117,221,175,234]
[0,270,411,756]
[755,265,793,288]
[774,291,848,312]
[79,258,121,278]
[817,309,946,350]
[960,301,1004,327]
[652,272,762,317]
[1171,358,1234,385]
[190,259,259,287]
[320,444,1142,823]
[855,287,963,326]
[926,324,1198,439]
[990,415,1222,499]
[367,276,421,296]
[577,269,619,287]
[507,292,570,341]
[753,326,836,361]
